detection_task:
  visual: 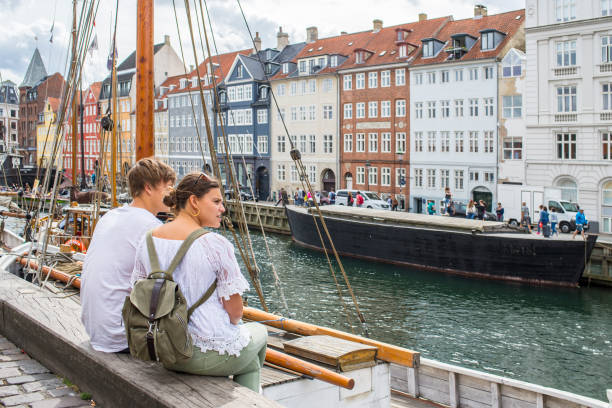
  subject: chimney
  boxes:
[306,26,318,43]
[253,32,262,54]
[277,26,289,51]
[418,13,427,21]
[164,35,170,45]
[474,4,487,18]
[373,19,383,32]
[340,31,348,35]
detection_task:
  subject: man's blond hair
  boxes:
[127,158,176,197]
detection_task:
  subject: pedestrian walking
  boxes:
[275,188,289,206]
[476,200,487,220]
[521,202,532,232]
[466,200,476,219]
[329,188,336,205]
[550,208,559,236]
[427,200,436,215]
[347,191,354,206]
[572,208,588,240]
[495,202,504,222]
[536,205,544,234]
[443,187,452,214]
[356,191,364,207]
[540,206,550,238]
[391,196,399,211]
[306,191,314,207]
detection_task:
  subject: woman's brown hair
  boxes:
[163,172,220,212]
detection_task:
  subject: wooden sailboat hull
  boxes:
[285,206,597,287]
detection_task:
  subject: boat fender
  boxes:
[65,238,86,253]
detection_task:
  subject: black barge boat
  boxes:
[285,205,597,287]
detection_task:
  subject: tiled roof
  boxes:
[411,9,525,66]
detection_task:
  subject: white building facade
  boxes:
[525,0,612,231]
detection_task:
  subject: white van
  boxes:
[335,190,390,210]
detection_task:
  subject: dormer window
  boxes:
[169,84,176,91]
[395,28,412,43]
[446,33,477,60]
[191,76,198,87]
[282,63,289,74]
[260,86,268,100]
[355,49,373,64]
[265,63,272,75]
[330,55,338,67]
[237,65,243,77]
[480,29,505,51]
[317,57,326,69]
[219,91,226,104]
[399,45,407,58]
[423,41,434,57]
[180,78,187,89]
[299,60,306,74]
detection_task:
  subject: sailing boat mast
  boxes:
[136,0,154,160]
[71,0,78,185]
[79,82,86,189]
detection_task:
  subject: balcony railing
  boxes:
[601,112,612,121]
[599,62,612,73]
[554,113,577,122]
[553,66,577,76]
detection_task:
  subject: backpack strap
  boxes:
[187,279,217,320]
[165,228,209,280]
[145,230,162,278]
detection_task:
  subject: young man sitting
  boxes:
[80,158,176,353]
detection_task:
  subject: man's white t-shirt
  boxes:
[81,205,161,352]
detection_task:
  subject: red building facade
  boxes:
[338,17,449,209]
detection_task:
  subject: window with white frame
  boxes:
[455,170,464,190]
[323,105,333,119]
[369,166,378,185]
[603,133,612,159]
[356,102,365,118]
[324,134,333,153]
[427,169,436,188]
[299,134,307,152]
[309,134,316,153]
[427,72,436,84]
[555,0,576,22]
[414,73,423,85]
[603,83,612,110]
[257,109,268,124]
[557,86,577,112]
[440,169,450,188]
[415,102,423,119]
[290,165,298,182]
[368,72,378,88]
[323,78,333,92]
[344,103,352,119]
[397,132,407,153]
[423,41,435,57]
[331,55,338,67]
[277,164,286,181]
[257,136,268,154]
[277,135,286,152]
[470,171,479,182]
[603,36,612,62]
[427,131,436,152]
[399,44,408,58]
[502,51,522,77]
[441,100,450,118]
[604,0,612,15]
[503,95,522,118]
[503,137,522,159]
[556,40,576,66]
[356,167,365,184]
[343,75,352,90]
[484,131,494,153]
[290,81,297,96]
[441,70,449,83]
[356,73,365,89]
[381,70,390,87]
[368,101,378,118]
[483,97,494,116]
[427,101,436,118]
[469,98,479,117]
[557,133,576,159]
[396,68,406,86]
[414,131,423,152]
[344,134,353,152]
[484,172,495,182]
[309,105,316,121]
[290,106,297,121]
[309,79,316,94]
[469,131,479,153]
[299,106,306,121]
[396,99,406,117]
[368,133,378,152]
[484,66,494,79]
[441,132,450,152]
[481,32,495,50]
[455,69,463,81]
[356,133,365,152]
[454,99,464,117]
[414,168,423,187]
[381,132,391,152]
[381,167,391,186]
[469,68,479,81]
[309,165,317,183]
[381,101,391,117]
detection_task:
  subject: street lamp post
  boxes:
[365,160,371,192]
[398,154,404,211]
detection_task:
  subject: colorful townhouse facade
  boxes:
[338,16,449,209]
[36,97,61,169]
[18,48,64,166]
[524,0,612,232]
[409,7,525,213]
[154,86,169,164]
[0,80,20,154]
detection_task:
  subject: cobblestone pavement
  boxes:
[0,335,93,408]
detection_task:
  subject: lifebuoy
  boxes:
[65,238,86,253]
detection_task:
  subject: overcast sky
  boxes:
[0,0,524,87]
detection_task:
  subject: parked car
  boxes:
[450,202,497,221]
[334,189,389,210]
[224,186,254,201]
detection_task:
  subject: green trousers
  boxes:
[164,322,268,392]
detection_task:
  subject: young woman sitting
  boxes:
[130,172,267,392]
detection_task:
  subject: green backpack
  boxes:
[122,228,217,365]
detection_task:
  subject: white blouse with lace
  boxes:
[131,232,251,357]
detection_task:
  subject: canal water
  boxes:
[237,229,612,401]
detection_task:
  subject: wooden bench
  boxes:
[0,269,281,408]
